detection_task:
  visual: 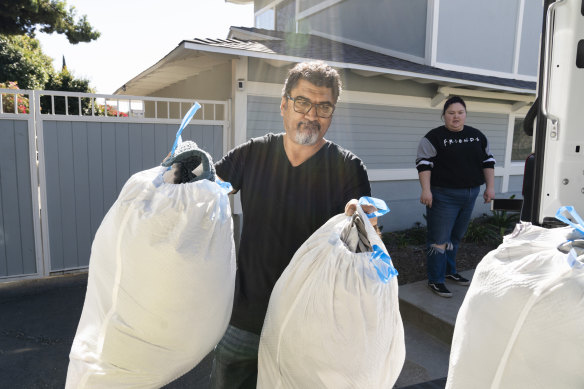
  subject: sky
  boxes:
[37,1,254,94]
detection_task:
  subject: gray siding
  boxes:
[0,119,37,277]
[247,96,508,170]
[518,0,543,77]
[276,0,296,31]
[437,0,518,73]
[299,0,326,12]
[255,0,273,12]
[42,120,223,271]
[371,180,498,232]
[248,95,512,232]
[299,0,427,58]
[465,112,508,167]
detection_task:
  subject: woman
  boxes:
[415,96,495,297]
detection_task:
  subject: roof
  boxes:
[227,27,537,93]
[116,27,536,96]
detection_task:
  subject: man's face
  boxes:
[280,79,335,146]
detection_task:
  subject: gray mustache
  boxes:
[298,121,321,131]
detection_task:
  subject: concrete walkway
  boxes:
[395,270,475,388]
[0,270,474,388]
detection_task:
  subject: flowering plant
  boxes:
[94,103,129,117]
[0,81,30,114]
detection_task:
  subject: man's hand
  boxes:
[345,199,378,226]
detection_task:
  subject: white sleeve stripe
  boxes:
[416,160,433,167]
[483,157,496,164]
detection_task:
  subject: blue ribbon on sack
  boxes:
[216,179,233,194]
[170,102,201,156]
[370,244,398,283]
[555,206,584,236]
[359,196,390,218]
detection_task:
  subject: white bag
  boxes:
[258,201,405,389]
[447,217,584,389]
[65,162,236,389]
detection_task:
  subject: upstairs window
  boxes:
[256,8,275,29]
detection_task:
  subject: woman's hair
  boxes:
[441,95,467,118]
[282,61,342,103]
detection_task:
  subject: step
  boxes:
[394,270,475,388]
[398,270,474,344]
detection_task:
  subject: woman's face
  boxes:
[443,102,466,132]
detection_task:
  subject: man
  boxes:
[210,61,371,388]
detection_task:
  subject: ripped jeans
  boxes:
[426,185,480,283]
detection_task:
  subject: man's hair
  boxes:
[282,61,342,103]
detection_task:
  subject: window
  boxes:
[256,8,275,29]
[511,117,532,162]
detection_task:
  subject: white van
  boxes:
[506,0,584,227]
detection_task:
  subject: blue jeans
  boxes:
[426,186,480,283]
[209,325,260,389]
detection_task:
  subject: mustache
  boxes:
[297,120,321,131]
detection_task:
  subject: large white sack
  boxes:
[66,166,236,389]
[447,222,584,389]
[258,204,405,389]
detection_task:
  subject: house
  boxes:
[116,0,541,232]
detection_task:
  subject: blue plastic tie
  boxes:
[217,180,233,194]
[359,196,390,219]
[555,206,584,236]
[170,102,201,156]
[370,244,398,283]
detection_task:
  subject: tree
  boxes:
[0,0,99,44]
[41,68,94,114]
[0,34,54,89]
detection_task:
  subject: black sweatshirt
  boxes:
[415,125,495,188]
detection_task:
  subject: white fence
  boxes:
[0,88,230,281]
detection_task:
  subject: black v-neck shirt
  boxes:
[215,133,371,334]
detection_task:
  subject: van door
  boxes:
[523,0,584,225]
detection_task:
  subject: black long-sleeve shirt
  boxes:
[415,125,495,188]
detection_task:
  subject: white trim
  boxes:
[254,1,280,17]
[368,169,418,181]
[34,92,51,277]
[309,30,426,65]
[182,41,536,94]
[426,0,439,67]
[297,0,345,20]
[434,61,538,83]
[28,92,44,278]
[232,57,248,214]
[437,86,535,103]
[502,114,516,192]
[366,165,524,183]
[513,0,526,76]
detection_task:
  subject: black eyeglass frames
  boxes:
[286,95,335,118]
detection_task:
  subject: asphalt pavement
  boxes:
[0,272,449,389]
[0,273,212,389]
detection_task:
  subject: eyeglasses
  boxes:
[286,95,335,118]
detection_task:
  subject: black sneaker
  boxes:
[446,273,471,286]
[427,282,452,298]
